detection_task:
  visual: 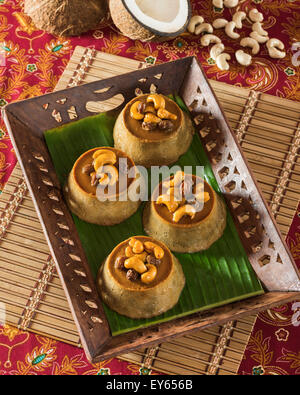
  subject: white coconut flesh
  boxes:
[122,0,190,35]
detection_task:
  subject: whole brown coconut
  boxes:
[24,0,108,36]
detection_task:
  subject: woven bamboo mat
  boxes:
[0,46,299,375]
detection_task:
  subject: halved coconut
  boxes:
[110,0,191,41]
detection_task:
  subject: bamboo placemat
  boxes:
[0,46,299,375]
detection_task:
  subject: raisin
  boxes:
[82,163,94,175]
[146,255,161,267]
[158,120,173,132]
[137,102,146,114]
[142,121,157,131]
[115,256,127,271]
[187,199,203,213]
[126,269,139,281]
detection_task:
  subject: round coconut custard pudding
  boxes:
[97,236,185,319]
[113,94,194,167]
[143,171,227,253]
[64,147,141,226]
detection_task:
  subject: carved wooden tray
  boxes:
[3,57,300,363]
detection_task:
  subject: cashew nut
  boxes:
[141,264,157,284]
[124,256,147,274]
[212,0,223,9]
[163,171,185,188]
[224,0,239,8]
[194,190,211,203]
[267,38,286,59]
[187,15,204,34]
[252,22,268,36]
[232,11,246,29]
[157,108,177,120]
[235,49,252,66]
[97,164,119,186]
[173,205,196,223]
[129,237,137,248]
[125,246,134,258]
[250,31,269,44]
[210,43,225,61]
[195,23,213,35]
[93,149,117,171]
[130,100,144,120]
[201,34,221,47]
[147,94,165,109]
[156,194,179,213]
[212,18,228,29]
[144,113,161,124]
[144,241,165,259]
[267,38,285,50]
[225,21,240,39]
[240,37,260,55]
[132,239,144,254]
[216,53,231,71]
[249,9,264,23]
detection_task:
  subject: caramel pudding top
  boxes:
[108,236,173,290]
[124,94,182,141]
[73,147,135,196]
[153,171,215,226]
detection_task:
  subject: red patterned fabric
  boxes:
[0,0,299,375]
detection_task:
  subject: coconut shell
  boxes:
[24,0,108,36]
[109,0,155,41]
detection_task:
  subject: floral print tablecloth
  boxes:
[0,0,299,375]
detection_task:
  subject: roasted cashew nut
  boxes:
[201,34,221,47]
[156,193,179,213]
[141,264,157,284]
[252,22,268,36]
[194,190,210,203]
[147,94,165,109]
[173,205,196,223]
[235,49,252,66]
[267,38,286,59]
[224,0,239,8]
[97,164,119,186]
[225,21,240,39]
[249,9,264,23]
[210,43,225,61]
[143,113,161,124]
[163,171,185,188]
[240,37,260,55]
[130,100,144,120]
[212,0,223,9]
[187,15,204,34]
[216,53,231,71]
[124,256,147,274]
[144,241,165,259]
[93,150,117,172]
[250,31,268,44]
[232,11,246,29]
[132,239,144,254]
[212,18,228,29]
[195,23,213,35]
[157,108,177,120]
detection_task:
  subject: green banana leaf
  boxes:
[44,96,264,336]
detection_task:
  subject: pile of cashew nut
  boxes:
[187,2,286,71]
